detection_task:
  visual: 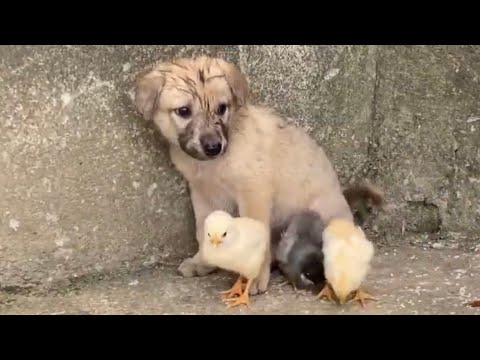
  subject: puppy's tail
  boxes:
[343,181,384,225]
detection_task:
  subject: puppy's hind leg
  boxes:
[178,185,217,278]
[178,252,216,278]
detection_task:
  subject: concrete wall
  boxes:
[1,45,479,292]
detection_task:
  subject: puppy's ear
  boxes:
[216,59,249,106]
[134,70,165,121]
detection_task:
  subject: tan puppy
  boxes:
[134,56,356,295]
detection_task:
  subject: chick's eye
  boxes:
[216,104,227,116]
[222,232,227,237]
[207,233,211,237]
[175,106,192,118]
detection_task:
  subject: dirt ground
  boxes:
[2,245,480,315]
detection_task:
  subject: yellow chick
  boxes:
[200,210,269,308]
[317,218,377,308]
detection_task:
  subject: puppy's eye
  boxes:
[216,104,227,116]
[222,232,227,237]
[175,107,192,118]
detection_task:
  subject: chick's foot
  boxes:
[317,283,335,303]
[349,288,378,308]
[223,279,253,308]
[219,276,245,299]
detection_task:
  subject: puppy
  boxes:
[134,56,358,295]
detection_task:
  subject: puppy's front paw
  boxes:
[248,280,260,295]
[248,266,270,295]
[178,256,216,278]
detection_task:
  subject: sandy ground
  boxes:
[2,245,480,315]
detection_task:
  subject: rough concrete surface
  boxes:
[1,45,479,313]
[373,46,480,244]
[2,246,480,314]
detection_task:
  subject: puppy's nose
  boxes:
[200,135,222,157]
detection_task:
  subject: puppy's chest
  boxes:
[188,162,237,210]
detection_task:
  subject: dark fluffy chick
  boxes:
[275,210,327,290]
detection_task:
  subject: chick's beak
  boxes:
[337,295,348,305]
[210,234,222,247]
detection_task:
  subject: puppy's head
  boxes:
[134,56,248,161]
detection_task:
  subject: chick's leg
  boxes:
[349,288,378,308]
[219,276,245,299]
[317,283,335,302]
[223,279,253,308]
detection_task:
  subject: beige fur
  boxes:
[134,55,354,295]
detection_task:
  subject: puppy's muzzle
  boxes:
[200,134,223,158]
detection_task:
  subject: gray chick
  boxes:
[275,210,327,290]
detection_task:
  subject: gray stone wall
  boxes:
[1,45,478,292]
